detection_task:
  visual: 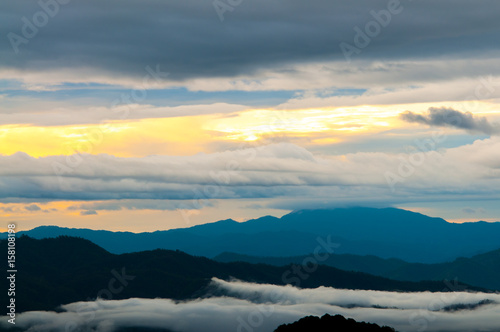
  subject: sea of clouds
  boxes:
[2,278,500,332]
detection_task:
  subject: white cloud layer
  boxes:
[1,138,500,206]
[2,278,500,332]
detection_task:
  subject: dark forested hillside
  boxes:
[0,236,482,313]
[215,248,500,290]
[274,314,396,332]
[215,252,408,276]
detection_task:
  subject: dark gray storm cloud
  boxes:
[79,209,97,216]
[24,204,41,211]
[1,0,500,81]
[400,107,500,135]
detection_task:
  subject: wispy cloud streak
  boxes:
[400,107,500,136]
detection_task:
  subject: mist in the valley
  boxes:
[3,278,500,332]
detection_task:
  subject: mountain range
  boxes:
[4,207,500,263]
[215,247,500,291]
[0,236,480,314]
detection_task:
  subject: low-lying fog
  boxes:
[3,278,500,332]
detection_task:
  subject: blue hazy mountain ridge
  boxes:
[4,207,500,263]
[214,248,500,291]
[1,236,483,314]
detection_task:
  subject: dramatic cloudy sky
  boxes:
[1,0,500,231]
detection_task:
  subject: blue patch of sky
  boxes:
[310,132,489,155]
[0,79,24,90]
[315,89,367,97]
[1,78,368,108]
[1,85,299,108]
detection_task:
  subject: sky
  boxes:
[1,0,500,231]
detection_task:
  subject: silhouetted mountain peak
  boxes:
[4,207,500,263]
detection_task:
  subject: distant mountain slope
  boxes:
[3,207,500,263]
[275,314,396,332]
[214,252,408,277]
[215,249,500,290]
[0,236,480,313]
[389,248,500,290]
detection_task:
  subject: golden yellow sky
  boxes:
[2,101,495,158]
[2,99,499,231]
